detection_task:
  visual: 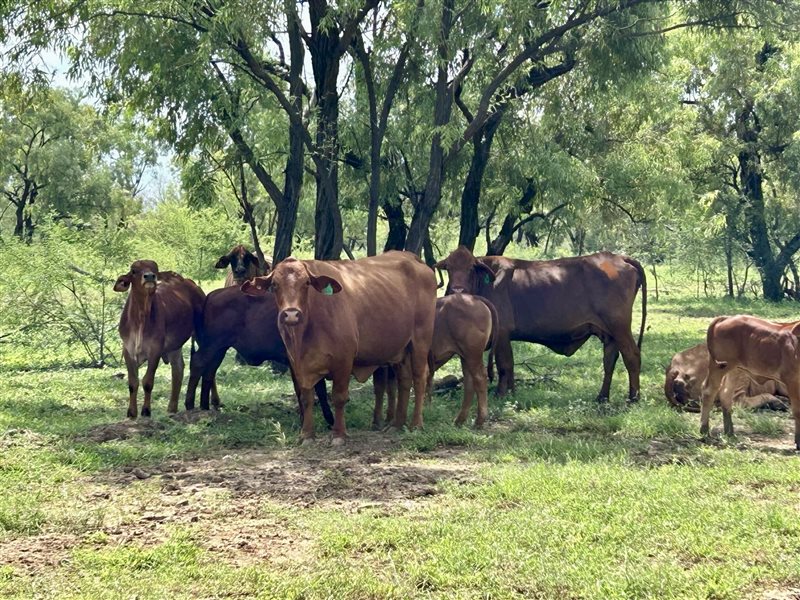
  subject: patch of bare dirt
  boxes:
[0,534,79,574]
[761,588,800,600]
[35,430,478,569]
[81,419,166,443]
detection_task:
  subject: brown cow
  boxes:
[373,295,498,429]
[241,251,436,444]
[216,245,271,287]
[184,285,333,425]
[114,260,205,418]
[701,315,800,448]
[665,342,788,413]
[434,246,646,402]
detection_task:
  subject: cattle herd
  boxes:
[112,244,800,451]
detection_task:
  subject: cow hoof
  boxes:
[127,411,137,420]
[140,408,151,418]
[184,403,195,411]
[331,437,346,447]
[627,396,640,405]
[371,422,383,431]
[595,395,609,404]
[300,437,315,446]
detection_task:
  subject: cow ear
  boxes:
[310,275,342,295]
[474,261,495,284]
[433,259,448,270]
[241,274,273,296]
[113,274,131,292]
[214,255,231,269]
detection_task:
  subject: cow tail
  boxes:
[476,297,500,382]
[624,256,647,350]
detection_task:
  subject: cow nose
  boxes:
[280,309,303,326]
[450,287,465,294]
[143,272,156,283]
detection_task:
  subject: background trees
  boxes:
[2,0,800,299]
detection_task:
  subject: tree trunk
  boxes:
[487,181,536,256]
[458,113,502,251]
[309,0,344,260]
[404,0,454,255]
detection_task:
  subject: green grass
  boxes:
[2,290,800,598]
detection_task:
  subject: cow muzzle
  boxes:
[143,272,156,288]
[449,287,466,294]
[280,308,303,326]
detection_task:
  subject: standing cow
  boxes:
[241,251,436,443]
[215,245,271,287]
[701,315,800,449]
[114,260,205,418]
[434,246,646,402]
[185,285,333,425]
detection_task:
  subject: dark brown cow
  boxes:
[665,342,788,413]
[434,246,646,401]
[242,251,436,444]
[184,285,333,425]
[114,260,205,418]
[216,245,271,287]
[701,315,800,448]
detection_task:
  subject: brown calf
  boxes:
[216,245,271,287]
[665,342,788,413]
[114,260,205,418]
[701,315,800,449]
[242,251,436,444]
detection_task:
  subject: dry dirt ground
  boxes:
[0,416,479,575]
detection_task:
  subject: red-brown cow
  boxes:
[701,315,800,449]
[114,260,205,418]
[215,245,271,287]
[242,251,436,444]
[434,246,646,402]
[184,285,333,425]
[374,295,498,429]
[665,342,788,413]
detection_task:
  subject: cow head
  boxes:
[241,258,341,327]
[216,245,261,284]
[434,246,496,295]
[114,259,160,295]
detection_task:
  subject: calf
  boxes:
[701,315,800,448]
[665,342,788,412]
[429,294,498,428]
[215,245,271,287]
[185,285,333,425]
[114,260,205,418]
[242,251,436,443]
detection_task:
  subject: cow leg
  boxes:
[786,378,800,451]
[298,386,316,443]
[390,360,413,430]
[616,334,642,403]
[494,333,515,396]
[472,357,489,429]
[166,349,184,414]
[385,367,397,424]
[123,350,139,419]
[597,340,619,403]
[140,357,160,418]
[314,379,334,427]
[454,357,474,427]
[210,379,221,411]
[330,377,350,446]
[700,365,726,438]
[184,347,205,411]
[410,347,430,430]
[372,366,388,430]
[198,349,226,411]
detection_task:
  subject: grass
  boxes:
[1,287,800,598]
